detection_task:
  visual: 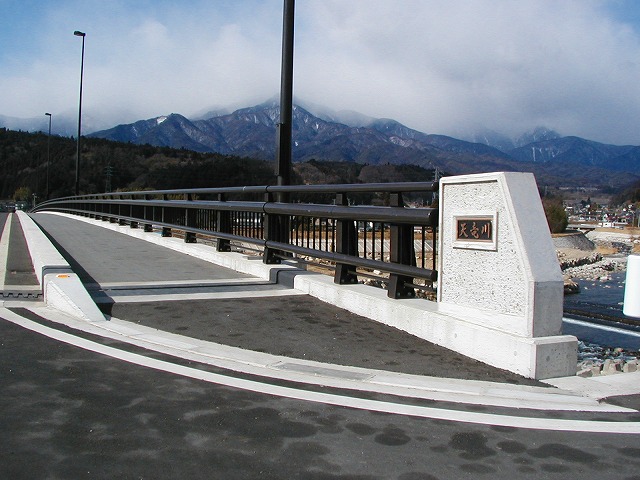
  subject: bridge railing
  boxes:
[32,182,438,299]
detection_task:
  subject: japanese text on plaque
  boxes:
[456,218,493,242]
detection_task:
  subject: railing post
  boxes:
[118,195,126,224]
[263,192,290,264]
[184,193,197,243]
[118,197,126,226]
[216,193,231,252]
[334,193,358,284]
[161,194,171,237]
[143,194,153,232]
[388,192,416,299]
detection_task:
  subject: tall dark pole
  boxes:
[74,30,86,196]
[45,112,52,200]
[275,0,294,201]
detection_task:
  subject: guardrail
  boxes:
[32,182,439,299]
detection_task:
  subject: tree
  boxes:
[13,186,31,201]
[543,198,568,233]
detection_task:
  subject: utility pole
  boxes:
[105,164,113,192]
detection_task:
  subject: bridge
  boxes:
[3,176,640,478]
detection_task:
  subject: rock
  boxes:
[623,360,638,373]
[601,359,620,375]
[562,256,626,281]
[564,278,580,295]
[577,367,593,377]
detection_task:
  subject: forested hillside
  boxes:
[0,129,437,202]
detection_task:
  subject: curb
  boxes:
[17,211,105,322]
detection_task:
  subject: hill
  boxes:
[0,128,436,203]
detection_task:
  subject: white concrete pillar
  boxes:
[436,172,577,379]
[624,254,640,318]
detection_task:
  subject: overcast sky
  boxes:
[2,0,640,145]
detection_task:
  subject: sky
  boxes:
[3,0,640,145]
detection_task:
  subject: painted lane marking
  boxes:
[86,278,270,290]
[3,311,640,434]
[564,317,640,338]
[39,310,625,413]
[92,288,304,303]
[86,278,302,303]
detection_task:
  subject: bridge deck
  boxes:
[25,212,538,384]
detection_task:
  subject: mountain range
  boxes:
[4,100,639,187]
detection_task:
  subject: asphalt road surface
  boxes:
[3,309,640,480]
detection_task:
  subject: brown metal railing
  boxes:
[32,182,438,299]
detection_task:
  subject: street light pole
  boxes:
[45,112,51,199]
[275,0,294,202]
[264,0,295,264]
[74,30,86,196]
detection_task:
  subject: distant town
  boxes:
[564,197,639,230]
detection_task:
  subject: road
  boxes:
[4,309,640,480]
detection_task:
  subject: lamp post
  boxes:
[74,30,86,196]
[45,112,51,199]
[275,0,294,201]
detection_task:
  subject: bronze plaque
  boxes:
[456,218,493,242]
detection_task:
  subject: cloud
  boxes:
[2,0,640,144]
[297,0,640,144]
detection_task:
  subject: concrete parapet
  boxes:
[17,211,105,322]
[43,272,106,322]
[17,210,70,285]
[624,254,640,318]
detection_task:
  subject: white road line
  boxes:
[0,213,13,290]
[31,309,626,413]
[86,278,268,289]
[3,310,640,434]
[563,317,640,338]
[93,288,304,303]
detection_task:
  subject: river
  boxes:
[563,272,640,351]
